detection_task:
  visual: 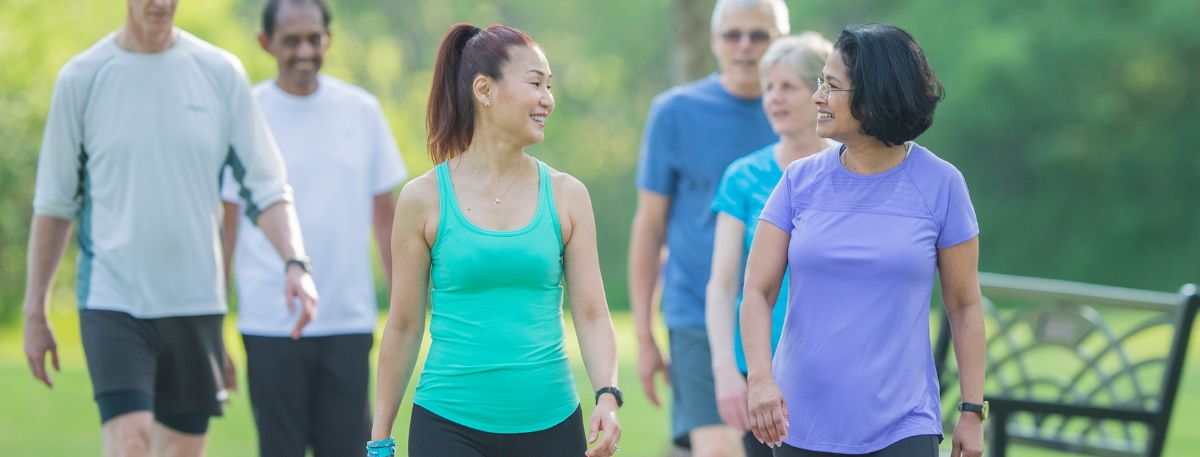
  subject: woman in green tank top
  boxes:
[368,24,622,457]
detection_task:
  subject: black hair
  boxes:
[262,0,332,37]
[835,24,944,146]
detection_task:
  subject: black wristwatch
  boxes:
[958,401,989,420]
[285,256,313,274]
[595,387,623,408]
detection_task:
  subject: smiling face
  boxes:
[126,0,178,36]
[762,61,817,137]
[711,6,779,94]
[481,45,554,147]
[260,1,329,95]
[813,50,860,142]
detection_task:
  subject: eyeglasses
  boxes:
[815,77,854,98]
[720,29,773,45]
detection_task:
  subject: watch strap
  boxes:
[595,386,623,407]
[285,257,312,274]
[959,401,987,420]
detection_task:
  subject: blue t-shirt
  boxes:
[711,144,788,373]
[636,74,777,330]
[758,143,979,453]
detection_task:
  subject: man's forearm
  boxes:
[628,232,663,342]
[220,202,239,291]
[23,215,73,319]
[373,192,397,283]
[629,193,670,343]
[254,201,307,261]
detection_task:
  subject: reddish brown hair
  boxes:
[426,23,537,163]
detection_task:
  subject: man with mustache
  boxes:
[220,1,406,456]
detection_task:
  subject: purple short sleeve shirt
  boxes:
[758,142,979,453]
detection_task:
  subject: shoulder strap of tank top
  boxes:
[434,161,458,235]
[536,160,564,249]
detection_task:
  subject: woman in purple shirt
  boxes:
[741,24,986,457]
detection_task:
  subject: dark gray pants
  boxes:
[243,333,373,457]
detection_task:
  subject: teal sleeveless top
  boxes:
[413,159,579,433]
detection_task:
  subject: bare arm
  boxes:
[939,237,986,457]
[373,190,397,286]
[23,215,73,388]
[371,177,434,442]
[221,202,239,292]
[219,201,241,391]
[254,201,318,339]
[559,175,621,457]
[741,222,790,447]
[627,190,671,406]
[705,213,750,431]
[254,200,306,262]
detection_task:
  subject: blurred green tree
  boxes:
[0,0,1197,323]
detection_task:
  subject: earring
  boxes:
[483,99,492,107]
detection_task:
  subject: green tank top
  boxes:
[413,159,579,433]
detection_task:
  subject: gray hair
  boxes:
[758,32,832,91]
[711,0,790,35]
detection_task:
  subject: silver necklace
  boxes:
[465,155,524,205]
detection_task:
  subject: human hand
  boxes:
[747,374,788,448]
[951,412,984,457]
[714,365,750,431]
[23,315,59,388]
[636,340,670,407]
[222,350,238,395]
[284,267,319,339]
[585,397,622,457]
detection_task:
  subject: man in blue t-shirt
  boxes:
[628,0,786,453]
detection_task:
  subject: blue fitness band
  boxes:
[365,438,396,457]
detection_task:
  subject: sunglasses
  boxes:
[720,29,773,44]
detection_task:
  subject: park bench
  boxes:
[934,272,1199,457]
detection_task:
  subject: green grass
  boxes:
[0,309,675,456]
[2,309,1199,456]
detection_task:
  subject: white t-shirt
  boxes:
[223,75,407,337]
[33,31,290,318]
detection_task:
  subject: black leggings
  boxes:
[773,434,940,457]
[744,431,775,457]
[408,404,586,457]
